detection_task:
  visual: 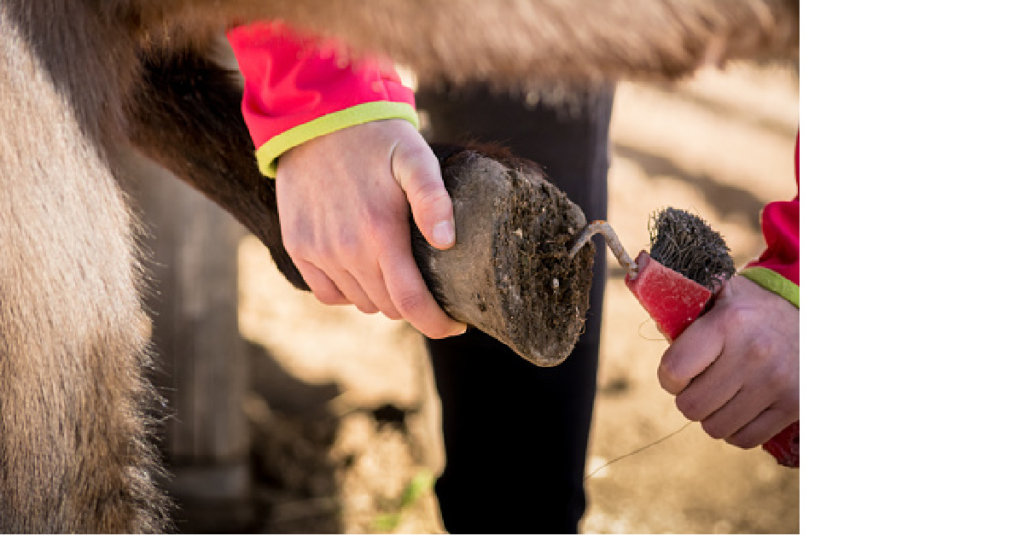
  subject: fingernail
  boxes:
[433,220,455,247]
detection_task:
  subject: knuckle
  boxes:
[376,298,401,320]
[727,434,759,450]
[312,289,344,306]
[775,394,800,417]
[674,393,702,421]
[744,337,783,377]
[750,331,780,359]
[354,301,379,315]
[393,288,428,315]
[747,346,770,368]
[326,231,362,259]
[657,359,687,393]
[407,185,451,215]
[400,141,439,171]
[720,304,756,328]
[656,364,675,392]
[764,360,789,392]
[784,395,801,415]
[281,233,309,258]
[701,420,728,440]
[288,234,354,263]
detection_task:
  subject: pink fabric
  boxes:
[226,21,415,149]
[747,134,800,285]
[762,422,799,468]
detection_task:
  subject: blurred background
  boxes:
[133,58,799,533]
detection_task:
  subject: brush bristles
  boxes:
[648,208,735,290]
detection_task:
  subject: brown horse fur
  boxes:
[138,0,798,85]
[0,0,798,531]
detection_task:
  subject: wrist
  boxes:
[257,102,419,178]
[739,266,799,309]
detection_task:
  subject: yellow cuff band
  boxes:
[740,267,800,309]
[255,101,419,178]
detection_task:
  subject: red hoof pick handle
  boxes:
[573,209,798,468]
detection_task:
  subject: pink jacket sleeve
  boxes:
[741,134,800,307]
[226,21,418,177]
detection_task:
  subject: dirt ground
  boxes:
[236,61,800,534]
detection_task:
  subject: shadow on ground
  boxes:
[613,142,765,234]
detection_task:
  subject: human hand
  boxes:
[657,275,798,448]
[275,118,466,338]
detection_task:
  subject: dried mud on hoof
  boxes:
[414,147,594,367]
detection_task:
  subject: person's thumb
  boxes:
[392,135,456,250]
